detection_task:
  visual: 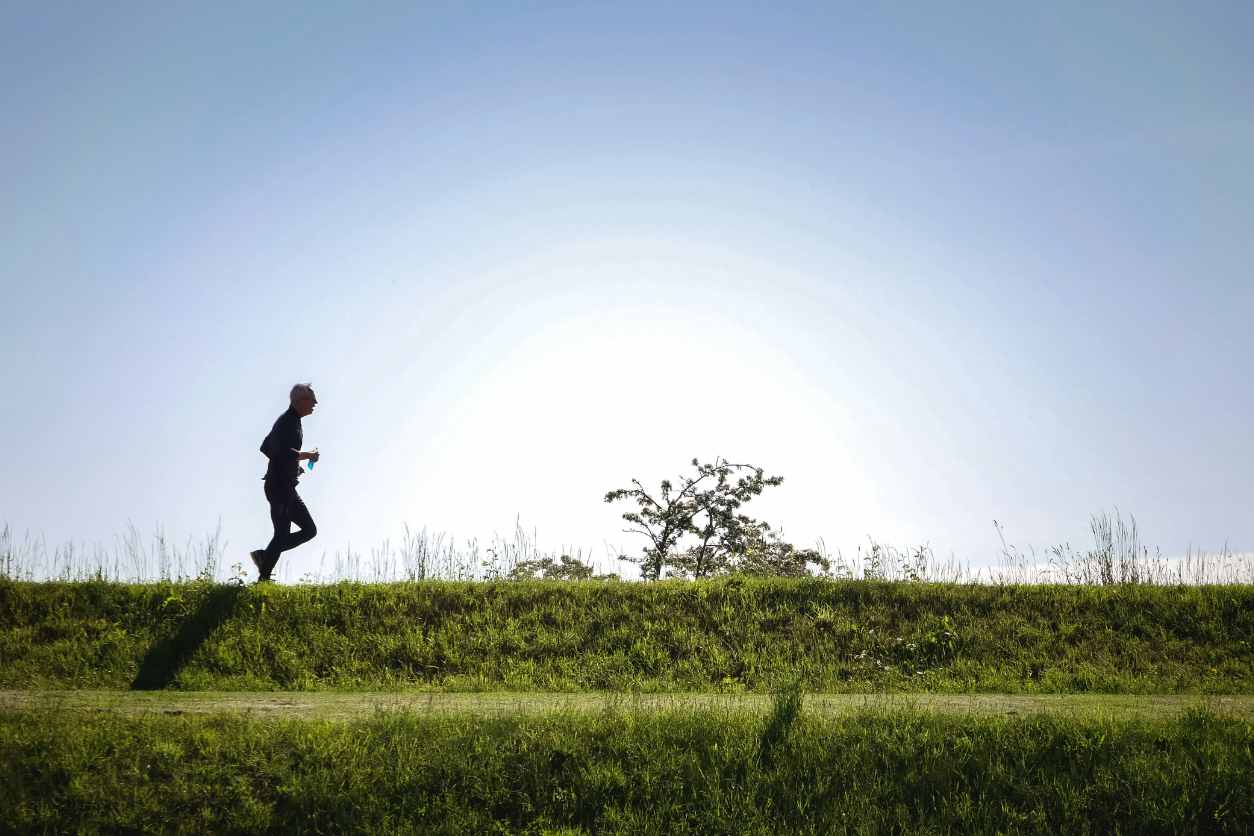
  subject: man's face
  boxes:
[295,391,318,417]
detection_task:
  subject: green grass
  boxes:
[2,577,1252,692]
[2,699,1250,834]
[5,577,1252,831]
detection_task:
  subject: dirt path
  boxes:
[3,690,1251,721]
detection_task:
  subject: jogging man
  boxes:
[252,383,321,582]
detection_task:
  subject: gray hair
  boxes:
[290,382,315,403]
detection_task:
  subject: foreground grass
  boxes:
[2,578,1251,692]
[2,701,1250,834]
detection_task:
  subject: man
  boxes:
[252,383,321,582]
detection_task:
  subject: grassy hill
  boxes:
[3,577,1251,692]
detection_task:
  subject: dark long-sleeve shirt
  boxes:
[262,407,303,484]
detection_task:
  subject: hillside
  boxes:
[3,578,1251,692]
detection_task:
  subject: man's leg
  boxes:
[262,483,316,579]
[283,489,317,553]
[261,483,291,580]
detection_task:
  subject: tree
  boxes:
[605,458,826,580]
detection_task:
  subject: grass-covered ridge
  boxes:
[3,578,1251,692]
[2,702,1251,834]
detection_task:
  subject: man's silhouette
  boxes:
[252,383,320,582]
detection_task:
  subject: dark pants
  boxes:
[263,479,317,576]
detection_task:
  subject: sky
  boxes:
[3,2,1253,580]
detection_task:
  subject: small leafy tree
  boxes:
[725,523,830,578]
[605,458,826,580]
[507,554,616,581]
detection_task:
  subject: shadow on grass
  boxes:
[131,585,245,690]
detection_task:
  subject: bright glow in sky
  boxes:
[3,2,1253,578]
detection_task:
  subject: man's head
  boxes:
[290,382,318,417]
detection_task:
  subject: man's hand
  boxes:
[293,449,321,462]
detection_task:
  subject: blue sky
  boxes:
[3,2,1252,578]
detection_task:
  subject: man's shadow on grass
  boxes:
[131,585,245,690]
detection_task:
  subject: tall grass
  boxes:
[4,511,1252,585]
[0,521,227,583]
[0,517,610,585]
